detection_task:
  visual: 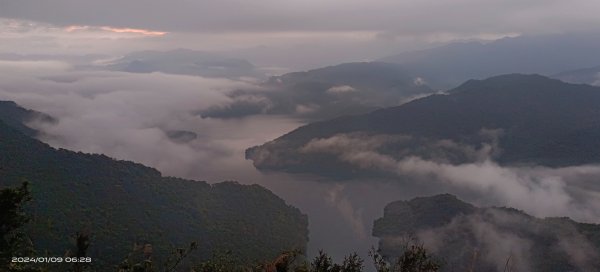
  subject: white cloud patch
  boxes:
[414,208,600,271]
[326,184,368,240]
[295,104,321,114]
[0,59,303,180]
[326,85,357,94]
[418,212,534,271]
[300,133,600,222]
[413,77,426,86]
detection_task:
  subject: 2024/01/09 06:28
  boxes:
[12,257,92,263]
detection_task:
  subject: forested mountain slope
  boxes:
[247,74,600,178]
[0,105,308,270]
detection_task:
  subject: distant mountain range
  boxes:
[247,74,600,178]
[0,102,308,270]
[201,62,434,121]
[98,49,265,79]
[373,194,600,271]
[553,66,600,86]
[381,33,600,89]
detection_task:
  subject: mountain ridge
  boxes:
[0,102,308,270]
[380,33,600,88]
[201,61,434,121]
[246,74,600,178]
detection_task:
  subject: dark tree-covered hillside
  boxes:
[247,74,600,178]
[0,114,308,271]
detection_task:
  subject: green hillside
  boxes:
[247,74,600,178]
[0,111,308,270]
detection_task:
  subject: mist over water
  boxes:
[0,60,391,264]
[3,57,600,271]
[4,2,600,271]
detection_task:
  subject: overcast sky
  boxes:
[2,0,599,34]
[1,0,600,69]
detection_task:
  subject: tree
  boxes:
[310,250,335,272]
[369,247,390,272]
[193,249,242,272]
[309,251,363,272]
[394,244,440,272]
[0,181,37,271]
[72,231,91,272]
[369,244,441,272]
[338,253,364,272]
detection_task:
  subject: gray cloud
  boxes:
[0,60,401,261]
[3,1,600,72]
[0,61,424,261]
[1,0,599,36]
[325,184,368,240]
[0,59,300,180]
[556,231,600,271]
[418,211,534,272]
[4,58,600,268]
[416,208,600,271]
[299,133,600,222]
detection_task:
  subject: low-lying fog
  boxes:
[2,59,600,269]
[0,59,395,261]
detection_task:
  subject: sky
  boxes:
[2,0,600,70]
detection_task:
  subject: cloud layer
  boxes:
[300,133,600,223]
[2,0,599,36]
[0,59,303,181]
[4,1,600,71]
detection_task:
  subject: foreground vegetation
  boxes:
[1,182,440,272]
